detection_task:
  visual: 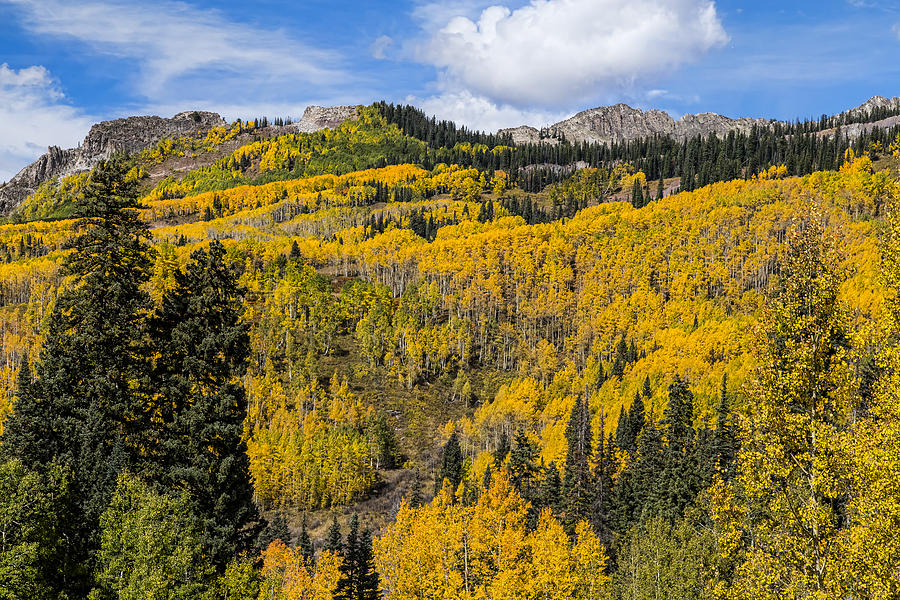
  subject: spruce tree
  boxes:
[659,375,699,520]
[508,428,538,497]
[562,395,593,533]
[298,518,314,563]
[538,462,561,514]
[145,240,262,568]
[2,158,152,591]
[712,373,737,479]
[627,392,646,450]
[256,512,291,551]
[357,528,380,600]
[631,178,644,208]
[407,470,423,508]
[437,433,463,493]
[324,516,343,555]
[336,515,360,600]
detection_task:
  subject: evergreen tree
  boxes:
[298,518,314,563]
[537,461,561,516]
[592,430,616,543]
[357,527,380,600]
[256,512,291,551]
[336,514,360,600]
[2,158,152,591]
[508,428,539,497]
[324,516,343,555]
[712,373,737,479]
[336,515,380,600]
[562,395,593,533]
[631,178,644,208]
[145,241,262,568]
[407,470,423,508]
[658,375,699,520]
[437,433,463,493]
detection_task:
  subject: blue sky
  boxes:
[1,0,900,181]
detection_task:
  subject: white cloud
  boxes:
[4,0,349,103]
[371,35,395,60]
[406,90,570,132]
[0,63,94,183]
[414,0,729,108]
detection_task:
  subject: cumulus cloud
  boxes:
[0,63,94,182]
[407,90,570,132]
[414,0,729,108]
[4,0,349,103]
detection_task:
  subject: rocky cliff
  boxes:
[0,106,363,214]
[500,103,771,145]
[500,95,900,147]
[296,105,358,133]
[0,111,226,213]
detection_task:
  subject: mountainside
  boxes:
[500,103,770,145]
[500,94,900,145]
[0,105,359,215]
[4,95,900,216]
[2,98,900,599]
[0,111,226,212]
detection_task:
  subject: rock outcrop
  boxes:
[296,105,358,133]
[0,111,226,213]
[500,103,771,146]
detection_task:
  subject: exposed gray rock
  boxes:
[500,103,771,146]
[500,125,543,145]
[296,105,358,133]
[845,95,900,118]
[0,111,226,213]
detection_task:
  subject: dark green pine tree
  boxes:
[641,375,652,400]
[145,240,262,568]
[493,431,510,466]
[562,395,593,534]
[658,375,699,520]
[591,427,616,543]
[630,178,644,208]
[324,516,343,555]
[2,158,152,593]
[298,518,314,563]
[620,418,666,528]
[357,527,380,600]
[656,176,664,201]
[712,373,737,480]
[407,470,423,508]
[256,512,291,551]
[508,429,539,497]
[437,432,463,494]
[335,515,380,600]
[627,392,646,449]
[335,514,360,600]
[614,405,629,450]
[538,461,562,515]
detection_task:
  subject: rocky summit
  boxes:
[500,103,771,145]
[0,111,226,213]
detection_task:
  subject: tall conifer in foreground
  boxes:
[1,158,152,592]
[145,240,262,568]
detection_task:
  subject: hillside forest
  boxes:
[2,103,900,599]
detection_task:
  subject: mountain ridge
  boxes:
[1,95,897,215]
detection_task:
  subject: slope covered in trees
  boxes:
[0,105,898,599]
